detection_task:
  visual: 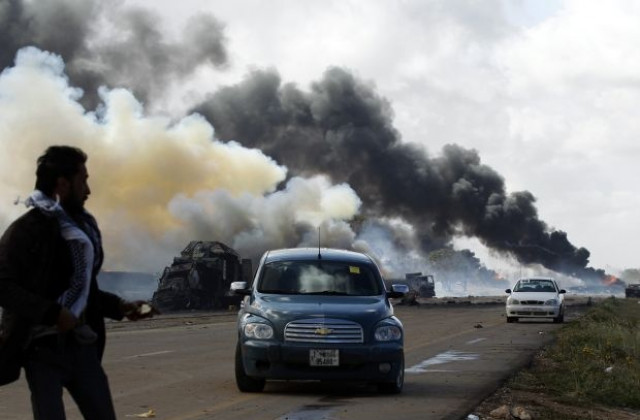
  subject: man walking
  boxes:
[0,145,156,419]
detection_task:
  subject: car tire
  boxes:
[506,317,518,323]
[235,343,265,392]
[553,312,564,324]
[377,355,404,394]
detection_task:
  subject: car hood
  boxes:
[246,294,393,330]
[510,291,562,302]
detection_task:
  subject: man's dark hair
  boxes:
[35,146,87,195]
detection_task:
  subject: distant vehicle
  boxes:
[151,241,252,311]
[626,284,640,298]
[384,272,435,298]
[505,277,566,323]
[231,248,407,394]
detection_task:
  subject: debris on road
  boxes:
[511,405,532,420]
[126,408,156,418]
[489,404,510,418]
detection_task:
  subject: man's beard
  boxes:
[62,195,85,216]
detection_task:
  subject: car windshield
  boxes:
[513,279,557,292]
[257,260,382,296]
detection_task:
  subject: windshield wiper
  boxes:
[259,289,300,294]
[303,290,349,295]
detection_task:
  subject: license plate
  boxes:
[309,349,339,366]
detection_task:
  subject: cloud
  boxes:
[493,0,640,269]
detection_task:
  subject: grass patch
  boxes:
[510,297,640,410]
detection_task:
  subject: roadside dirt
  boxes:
[470,370,640,420]
[464,294,639,420]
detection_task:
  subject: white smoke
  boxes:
[0,47,362,271]
[353,218,427,277]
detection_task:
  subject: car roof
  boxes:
[263,248,375,265]
[517,277,555,282]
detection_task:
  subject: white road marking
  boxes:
[123,350,175,359]
[466,338,487,345]
[406,350,479,374]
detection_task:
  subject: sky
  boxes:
[1,0,638,281]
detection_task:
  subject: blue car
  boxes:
[232,248,407,393]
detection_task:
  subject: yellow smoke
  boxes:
[0,47,361,271]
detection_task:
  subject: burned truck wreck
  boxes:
[385,272,436,305]
[151,241,252,311]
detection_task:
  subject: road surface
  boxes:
[0,301,574,420]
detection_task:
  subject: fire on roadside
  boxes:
[603,274,623,287]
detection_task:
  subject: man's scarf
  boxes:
[25,190,100,318]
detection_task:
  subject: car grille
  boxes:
[285,318,364,343]
[513,311,555,316]
[520,300,544,305]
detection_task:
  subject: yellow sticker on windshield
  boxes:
[349,266,360,274]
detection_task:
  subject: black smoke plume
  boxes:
[0,0,228,109]
[0,0,610,284]
[192,68,607,283]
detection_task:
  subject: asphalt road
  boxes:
[0,301,572,420]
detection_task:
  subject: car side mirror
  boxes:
[387,283,409,299]
[505,289,512,294]
[559,289,566,294]
[231,281,251,296]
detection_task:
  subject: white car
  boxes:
[505,277,566,323]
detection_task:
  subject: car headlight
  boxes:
[508,298,520,305]
[375,325,402,342]
[244,323,274,339]
[544,299,558,306]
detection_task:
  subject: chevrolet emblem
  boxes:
[315,327,333,336]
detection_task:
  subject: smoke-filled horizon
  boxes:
[0,0,616,286]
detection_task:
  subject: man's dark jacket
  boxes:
[0,208,125,385]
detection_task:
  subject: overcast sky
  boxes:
[1,0,638,276]
[131,0,638,272]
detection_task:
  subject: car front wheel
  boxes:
[506,316,518,323]
[235,343,266,392]
[377,355,404,394]
[553,310,564,324]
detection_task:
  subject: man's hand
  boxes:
[122,300,160,321]
[56,307,78,332]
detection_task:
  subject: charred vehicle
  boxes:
[404,272,436,297]
[152,241,252,311]
[626,284,640,298]
[384,272,436,299]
